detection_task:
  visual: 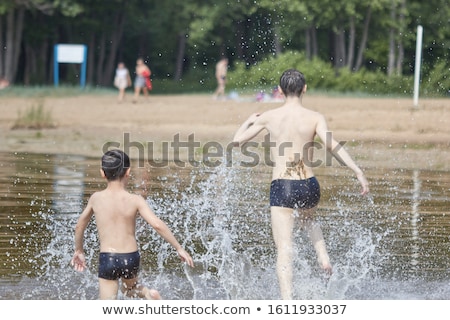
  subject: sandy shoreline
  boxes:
[0,93,449,171]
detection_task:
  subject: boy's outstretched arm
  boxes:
[316,114,369,195]
[137,196,194,267]
[232,113,265,146]
[70,198,94,272]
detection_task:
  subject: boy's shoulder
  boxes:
[297,105,324,118]
[90,189,144,207]
[126,191,146,204]
[261,106,284,117]
[89,190,103,199]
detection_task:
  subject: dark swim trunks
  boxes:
[98,251,140,280]
[270,177,321,209]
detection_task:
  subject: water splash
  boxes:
[1,153,449,300]
[142,162,278,299]
[136,158,388,300]
[4,162,394,300]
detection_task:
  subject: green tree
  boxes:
[0,0,82,84]
[1,0,448,92]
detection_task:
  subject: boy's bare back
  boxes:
[78,183,176,255]
[234,92,368,192]
[86,188,143,253]
[250,102,325,180]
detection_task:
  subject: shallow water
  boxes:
[0,151,449,300]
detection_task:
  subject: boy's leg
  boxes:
[99,278,120,299]
[300,208,332,275]
[121,277,161,300]
[217,82,225,97]
[270,206,295,300]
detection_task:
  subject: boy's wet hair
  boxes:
[101,149,130,181]
[279,69,306,97]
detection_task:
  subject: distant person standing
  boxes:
[114,62,132,102]
[133,58,152,103]
[213,57,228,100]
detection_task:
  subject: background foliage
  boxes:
[0,0,448,96]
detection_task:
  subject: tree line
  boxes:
[0,0,448,92]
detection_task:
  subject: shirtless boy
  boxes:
[213,57,228,99]
[70,149,194,299]
[233,69,369,299]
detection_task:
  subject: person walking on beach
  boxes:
[233,68,369,300]
[70,149,194,299]
[133,58,152,103]
[213,57,228,100]
[114,62,132,102]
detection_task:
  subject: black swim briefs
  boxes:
[270,177,321,209]
[98,251,140,280]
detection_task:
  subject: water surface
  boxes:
[0,152,449,299]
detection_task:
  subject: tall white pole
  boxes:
[413,25,423,108]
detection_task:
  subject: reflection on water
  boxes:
[0,151,449,299]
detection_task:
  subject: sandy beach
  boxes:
[0,93,449,171]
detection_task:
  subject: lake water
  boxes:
[0,151,449,299]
